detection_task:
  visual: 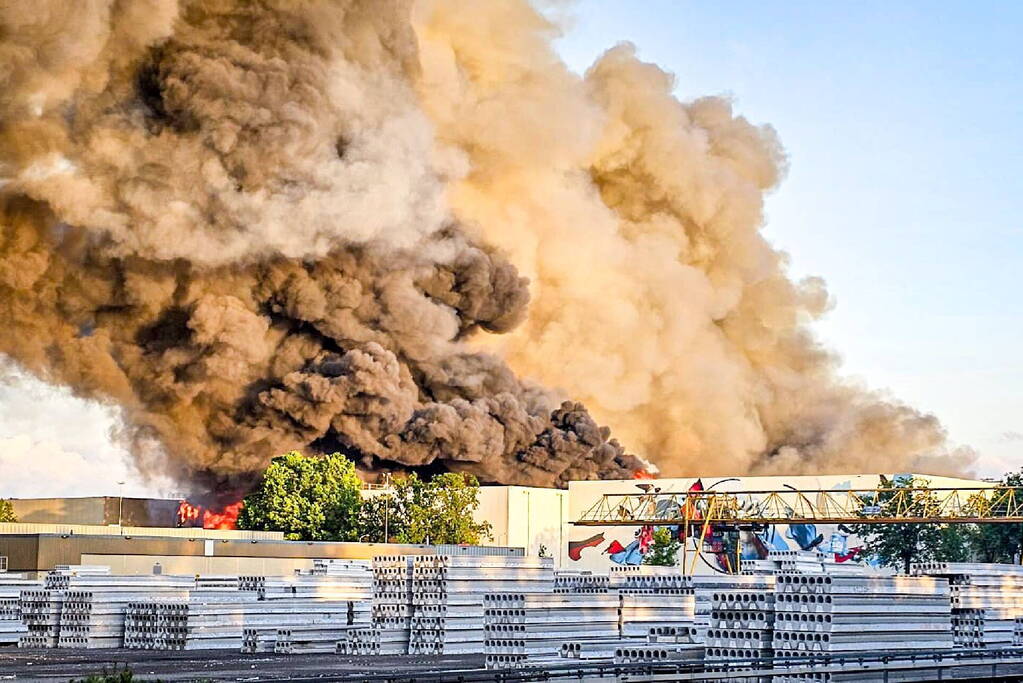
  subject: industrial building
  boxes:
[0,472,995,576]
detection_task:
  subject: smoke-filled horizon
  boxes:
[0,0,975,494]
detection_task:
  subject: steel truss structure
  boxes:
[574,486,1023,528]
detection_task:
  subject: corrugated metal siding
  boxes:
[0,523,284,541]
[0,533,524,571]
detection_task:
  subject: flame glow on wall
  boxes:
[176,500,243,531]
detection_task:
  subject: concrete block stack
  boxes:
[704,587,776,666]
[1014,616,1023,646]
[485,593,621,668]
[56,574,194,649]
[773,574,953,658]
[124,582,258,651]
[411,556,554,656]
[913,562,1023,650]
[613,640,704,664]
[239,598,365,654]
[18,566,111,648]
[553,571,610,593]
[614,567,696,638]
[743,550,864,577]
[242,559,373,601]
[693,575,775,642]
[0,574,38,647]
[344,555,413,655]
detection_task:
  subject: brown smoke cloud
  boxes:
[0,0,973,492]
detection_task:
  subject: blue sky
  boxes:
[556,1,1023,477]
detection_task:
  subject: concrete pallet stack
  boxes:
[239,599,367,654]
[0,574,39,647]
[18,566,110,648]
[56,574,194,649]
[340,555,413,656]
[242,560,373,601]
[1014,617,1023,646]
[411,556,554,656]
[485,592,621,668]
[913,562,1023,650]
[613,567,696,637]
[693,575,775,643]
[704,586,776,678]
[553,571,610,594]
[744,551,865,577]
[124,587,258,651]
[773,574,953,683]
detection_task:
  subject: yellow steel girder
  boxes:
[573,486,1023,527]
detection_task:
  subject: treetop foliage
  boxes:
[0,499,16,523]
[237,452,490,545]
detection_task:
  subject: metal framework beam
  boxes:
[573,486,1023,527]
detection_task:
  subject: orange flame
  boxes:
[176,500,243,530]
[202,501,243,530]
[631,469,655,480]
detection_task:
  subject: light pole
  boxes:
[117,481,125,532]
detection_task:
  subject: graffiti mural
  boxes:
[565,473,983,573]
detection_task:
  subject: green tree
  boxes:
[643,527,681,566]
[360,473,492,545]
[237,451,363,541]
[0,499,16,523]
[851,475,972,573]
[968,470,1023,563]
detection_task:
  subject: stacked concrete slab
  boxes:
[124,585,259,651]
[56,574,194,648]
[553,571,610,593]
[773,574,953,658]
[743,551,865,577]
[413,556,553,656]
[705,585,776,669]
[339,555,413,656]
[485,592,620,668]
[19,566,114,648]
[0,574,39,647]
[913,562,1023,649]
[241,559,373,601]
[615,567,696,637]
[238,598,368,654]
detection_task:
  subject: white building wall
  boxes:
[476,486,568,567]
[564,473,993,574]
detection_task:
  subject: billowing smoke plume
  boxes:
[0,0,973,492]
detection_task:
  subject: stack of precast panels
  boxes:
[773,574,953,658]
[485,592,620,668]
[338,555,413,656]
[239,599,366,654]
[913,562,1023,649]
[412,556,554,656]
[743,551,865,577]
[694,575,774,643]
[124,581,258,651]
[615,567,696,637]
[19,566,111,648]
[0,574,38,647]
[1014,616,1023,646]
[553,571,610,594]
[705,587,776,667]
[56,574,193,648]
[242,559,373,601]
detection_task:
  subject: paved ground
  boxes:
[0,649,489,682]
